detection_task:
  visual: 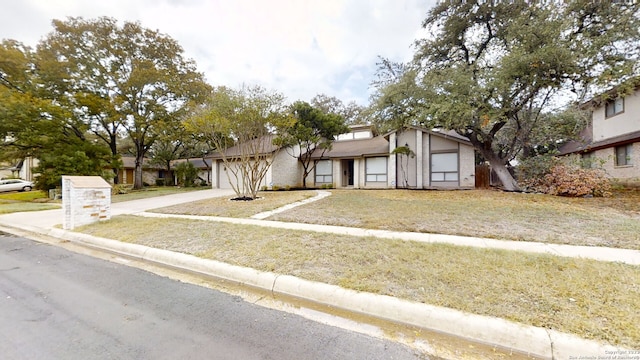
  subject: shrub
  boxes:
[174,162,198,187]
[112,184,132,195]
[543,164,611,197]
[517,155,611,197]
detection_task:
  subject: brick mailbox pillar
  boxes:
[62,176,112,230]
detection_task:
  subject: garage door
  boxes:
[217,161,238,189]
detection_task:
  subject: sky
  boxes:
[1,0,436,106]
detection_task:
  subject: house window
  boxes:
[431,152,459,181]
[605,97,624,118]
[615,144,632,166]
[315,160,333,183]
[365,157,387,182]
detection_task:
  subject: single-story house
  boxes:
[558,80,640,187]
[208,135,303,190]
[119,156,165,185]
[208,125,476,190]
[120,156,213,186]
[170,158,212,185]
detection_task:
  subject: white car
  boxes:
[0,179,34,192]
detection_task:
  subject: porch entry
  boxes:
[341,159,354,187]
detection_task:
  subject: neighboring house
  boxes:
[209,125,476,190]
[558,81,640,187]
[0,158,38,181]
[170,158,212,185]
[119,156,165,185]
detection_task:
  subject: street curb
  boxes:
[0,223,628,359]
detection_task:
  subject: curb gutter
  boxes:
[0,223,628,360]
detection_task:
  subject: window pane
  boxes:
[316,160,332,175]
[366,174,376,182]
[432,172,445,181]
[432,153,458,172]
[616,145,631,166]
[366,157,387,174]
[615,98,624,113]
[445,172,459,181]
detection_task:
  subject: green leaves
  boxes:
[370,1,639,191]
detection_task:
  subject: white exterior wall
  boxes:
[592,90,640,141]
[388,132,397,188]
[354,158,363,189]
[396,130,418,188]
[421,132,431,188]
[459,143,476,188]
[269,147,303,188]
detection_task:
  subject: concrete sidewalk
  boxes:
[0,189,634,359]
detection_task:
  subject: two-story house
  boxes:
[559,81,640,187]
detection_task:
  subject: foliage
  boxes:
[36,17,211,189]
[111,184,133,195]
[186,85,289,199]
[543,164,611,197]
[174,161,198,187]
[518,157,611,197]
[34,141,112,191]
[310,94,365,125]
[369,1,640,191]
[274,101,349,188]
[392,145,416,188]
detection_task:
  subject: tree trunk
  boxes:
[112,168,120,185]
[134,155,144,190]
[485,154,520,192]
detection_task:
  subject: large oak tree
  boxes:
[373,1,640,191]
[37,17,211,189]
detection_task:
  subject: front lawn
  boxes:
[150,190,317,218]
[111,186,208,203]
[76,215,640,348]
[266,189,640,249]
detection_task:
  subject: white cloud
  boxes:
[1,0,435,105]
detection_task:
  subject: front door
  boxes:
[341,159,354,187]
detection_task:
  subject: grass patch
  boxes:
[150,190,317,218]
[76,215,640,348]
[0,191,59,213]
[0,190,49,202]
[268,189,640,249]
[112,186,206,203]
[0,202,59,214]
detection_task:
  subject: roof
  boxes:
[383,125,472,144]
[120,156,164,170]
[170,158,212,169]
[207,135,280,160]
[558,129,640,155]
[580,77,640,109]
[62,175,111,188]
[306,136,389,159]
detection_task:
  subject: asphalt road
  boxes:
[0,234,427,360]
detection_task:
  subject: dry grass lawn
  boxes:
[77,215,640,348]
[266,189,640,249]
[112,186,206,203]
[150,190,317,218]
